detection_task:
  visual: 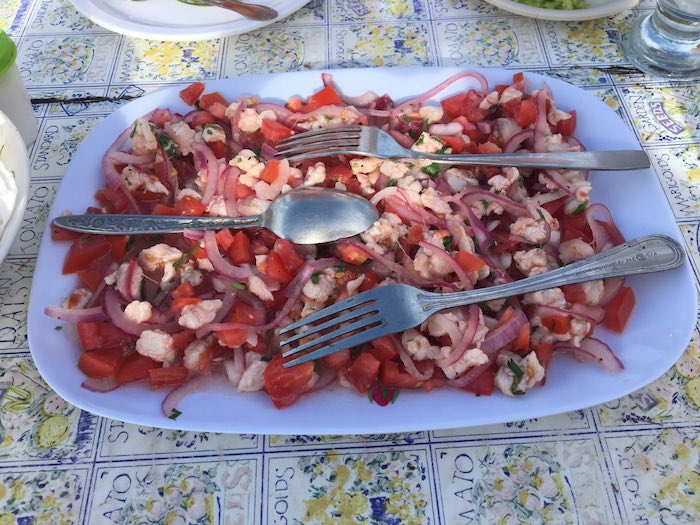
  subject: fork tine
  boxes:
[283,323,387,368]
[279,303,379,351]
[276,129,360,148]
[281,314,384,357]
[279,292,376,335]
[280,148,364,163]
[274,132,361,152]
[276,126,362,146]
[274,139,360,157]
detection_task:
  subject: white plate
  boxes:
[0,110,29,266]
[68,0,310,41]
[28,67,696,434]
[484,0,638,21]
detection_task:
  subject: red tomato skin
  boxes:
[77,321,134,352]
[115,353,158,384]
[345,352,381,393]
[261,119,294,142]
[63,235,112,274]
[148,367,189,388]
[228,231,252,265]
[603,287,636,333]
[369,336,399,361]
[78,347,124,379]
[462,367,496,396]
[179,82,205,106]
[381,360,422,389]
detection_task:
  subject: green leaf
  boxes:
[173,242,200,271]
[334,262,346,273]
[537,208,545,220]
[386,179,398,187]
[311,272,320,284]
[508,359,525,395]
[168,408,182,420]
[572,200,588,215]
[421,163,441,178]
[157,133,177,157]
[422,118,429,133]
[362,258,373,266]
[54,326,63,331]
[231,282,246,290]
[442,235,453,252]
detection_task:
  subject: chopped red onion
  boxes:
[418,241,473,289]
[203,231,253,281]
[45,305,105,323]
[393,335,434,381]
[161,374,218,418]
[555,337,624,372]
[82,377,119,393]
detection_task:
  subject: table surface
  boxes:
[1,0,699,524]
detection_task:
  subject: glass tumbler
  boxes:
[620,0,700,80]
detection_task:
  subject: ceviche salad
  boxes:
[47,71,636,416]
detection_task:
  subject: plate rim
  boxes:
[483,0,640,21]
[67,0,311,41]
[0,110,30,266]
[27,66,698,434]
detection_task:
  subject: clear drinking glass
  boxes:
[620,0,700,79]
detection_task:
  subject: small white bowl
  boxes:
[0,109,30,265]
[484,0,639,21]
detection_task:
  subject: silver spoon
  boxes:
[52,188,379,245]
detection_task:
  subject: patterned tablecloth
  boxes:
[1,0,699,523]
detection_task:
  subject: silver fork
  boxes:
[273,125,650,170]
[279,235,685,368]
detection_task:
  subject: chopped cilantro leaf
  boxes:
[386,179,398,187]
[422,118,429,133]
[168,408,182,420]
[415,133,425,146]
[157,133,176,157]
[536,208,545,220]
[54,326,63,331]
[442,235,453,252]
[310,272,320,284]
[421,163,441,178]
[362,258,373,266]
[334,262,346,273]
[508,359,525,395]
[572,201,588,215]
[231,282,246,290]
[173,243,200,271]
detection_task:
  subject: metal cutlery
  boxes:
[273,125,651,170]
[52,187,378,245]
[279,235,685,367]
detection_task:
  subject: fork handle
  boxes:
[421,235,685,312]
[410,150,650,171]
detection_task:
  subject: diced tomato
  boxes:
[133,190,165,203]
[153,204,177,215]
[209,140,228,159]
[478,141,502,154]
[78,347,124,379]
[305,86,341,111]
[108,235,129,261]
[275,239,304,274]
[216,229,235,251]
[359,271,380,292]
[441,92,470,119]
[148,366,189,388]
[209,102,228,120]
[115,353,158,384]
[50,224,81,241]
[188,111,217,128]
[381,360,422,389]
[421,374,446,392]
[462,366,495,396]
[438,135,466,154]
[562,283,587,304]
[235,181,255,199]
[260,159,283,184]
[199,92,228,111]
[495,306,516,329]
[170,297,202,315]
[326,165,354,184]
[561,212,593,243]
[456,251,485,273]
[554,110,576,137]
[541,315,571,334]
[407,224,424,245]
[179,82,205,106]
[261,119,294,142]
[174,196,207,216]
[603,287,636,333]
[230,301,266,325]
[245,337,269,356]
[172,331,196,352]
[171,282,196,299]
[95,188,130,214]
[321,349,350,370]
[265,251,293,284]
[369,336,399,362]
[598,218,625,246]
[345,352,381,394]
[77,252,112,291]
[534,343,555,372]
[216,329,248,349]
[514,322,531,352]
[264,355,315,408]
[227,231,252,265]
[336,243,369,265]
[515,98,537,127]
[63,235,112,274]
[77,321,134,352]
[513,72,525,84]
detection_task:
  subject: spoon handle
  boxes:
[199,0,278,20]
[52,214,264,235]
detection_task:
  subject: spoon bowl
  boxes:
[52,188,380,244]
